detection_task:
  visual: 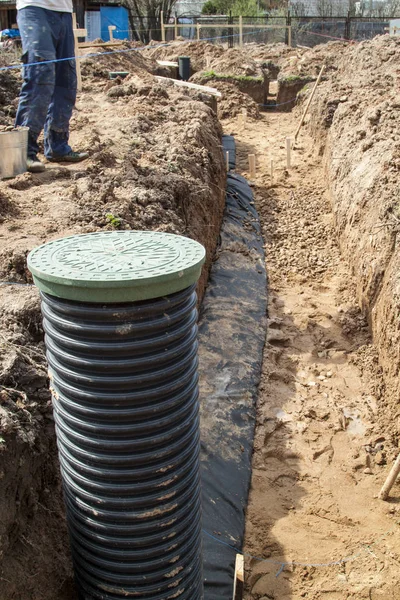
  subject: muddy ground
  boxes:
[0,34,400,600]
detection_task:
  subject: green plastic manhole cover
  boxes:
[27,231,206,303]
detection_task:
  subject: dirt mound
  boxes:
[80,45,164,80]
[142,40,225,72]
[213,81,260,119]
[0,68,21,127]
[307,34,400,439]
[279,40,350,79]
[207,47,263,77]
[243,41,302,62]
[0,71,226,600]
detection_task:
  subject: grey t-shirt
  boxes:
[16,0,73,12]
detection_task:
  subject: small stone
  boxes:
[307,381,317,387]
[326,371,333,378]
[363,468,373,475]
[375,451,386,466]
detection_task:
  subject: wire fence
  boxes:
[163,13,397,46]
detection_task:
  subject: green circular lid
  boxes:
[27,231,206,303]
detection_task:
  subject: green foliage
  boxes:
[106,213,122,228]
[201,0,265,15]
[202,70,263,82]
[201,0,232,13]
[231,0,262,16]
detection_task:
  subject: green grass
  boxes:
[201,70,263,83]
[106,213,122,228]
[280,74,311,84]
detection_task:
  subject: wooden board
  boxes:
[157,60,179,67]
[233,554,244,600]
[155,76,222,98]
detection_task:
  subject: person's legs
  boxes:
[15,7,60,159]
[44,12,79,159]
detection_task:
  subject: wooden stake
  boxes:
[294,63,325,141]
[288,24,292,47]
[226,151,230,171]
[241,108,247,125]
[197,23,201,41]
[379,453,400,501]
[239,15,243,47]
[249,154,256,179]
[270,158,274,182]
[161,11,165,42]
[174,16,178,39]
[72,13,87,93]
[108,25,116,42]
[233,554,244,600]
[286,137,291,169]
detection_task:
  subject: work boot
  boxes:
[27,156,45,173]
[48,151,89,163]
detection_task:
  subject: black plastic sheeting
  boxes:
[222,134,236,172]
[199,136,267,599]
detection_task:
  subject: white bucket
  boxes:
[0,127,29,179]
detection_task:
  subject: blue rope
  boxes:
[0,29,280,72]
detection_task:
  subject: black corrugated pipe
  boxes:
[178,56,191,81]
[27,231,206,600]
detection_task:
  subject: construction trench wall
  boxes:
[307,35,400,437]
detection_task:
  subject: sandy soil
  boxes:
[222,110,400,599]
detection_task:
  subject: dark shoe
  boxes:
[27,156,45,173]
[48,151,89,163]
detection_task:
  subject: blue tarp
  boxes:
[100,6,129,41]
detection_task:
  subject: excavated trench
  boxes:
[1,35,399,600]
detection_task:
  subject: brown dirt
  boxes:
[221,38,400,598]
[212,81,260,119]
[1,35,400,600]
[307,34,400,446]
[142,40,226,73]
[0,63,20,127]
[0,54,225,600]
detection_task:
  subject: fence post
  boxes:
[239,15,243,47]
[229,10,233,48]
[345,11,351,40]
[175,15,178,39]
[197,23,201,41]
[161,11,165,42]
[285,10,290,45]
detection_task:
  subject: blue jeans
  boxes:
[15,7,77,159]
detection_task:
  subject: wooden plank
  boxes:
[379,453,400,500]
[249,154,256,179]
[108,25,116,42]
[155,76,222,97]
[233,554,244,600]
[157,60,179,67]
[294,64,325,141]
[161,11,165,42]
[78,42,124,49]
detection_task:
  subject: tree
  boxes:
[122,0,178,43]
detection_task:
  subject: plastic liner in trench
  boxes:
[199,136,267,599]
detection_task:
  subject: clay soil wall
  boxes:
[307,35,400,437]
